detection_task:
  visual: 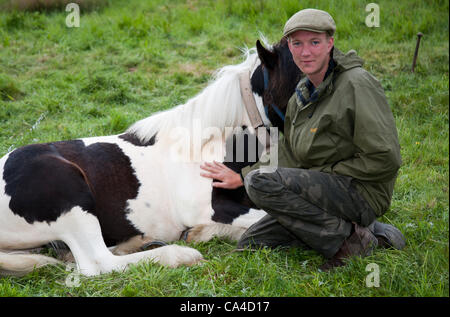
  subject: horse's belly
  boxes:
[82,135,216,242]
[124,160,215,242]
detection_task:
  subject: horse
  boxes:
[0,38,301,276]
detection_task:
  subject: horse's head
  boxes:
[251,38,302,132]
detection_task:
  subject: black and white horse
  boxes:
[0,38,301,276]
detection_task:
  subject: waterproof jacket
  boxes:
[242,48,402,216]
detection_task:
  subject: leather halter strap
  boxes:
[238,71,271,149]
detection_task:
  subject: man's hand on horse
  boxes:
[200,161,243,189]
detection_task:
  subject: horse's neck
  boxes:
[128,49,259,151]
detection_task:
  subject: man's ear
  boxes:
[327,36,334,53]
[256,40,278,69]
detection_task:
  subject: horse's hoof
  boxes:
[156,245,204,268]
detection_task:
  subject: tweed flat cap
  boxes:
[283,9,336,37]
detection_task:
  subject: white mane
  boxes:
[127,47,261,145]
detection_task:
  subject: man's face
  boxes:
[287,30,334,79]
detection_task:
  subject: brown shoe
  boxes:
[319,223,378,271]
[371,221,406,250]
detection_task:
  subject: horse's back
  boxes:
[0,137,144,246]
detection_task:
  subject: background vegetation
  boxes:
[0,0,448,297]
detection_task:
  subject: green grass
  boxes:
[0,0,448,297]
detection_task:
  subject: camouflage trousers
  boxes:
[237,168,377,258]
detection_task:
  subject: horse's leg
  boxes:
[185,208,267,243]
[185,223,247,243]
[52,235,163,262]
[110,235,154,255]
[52,207,203,276]
[109,235,168,255]
[50,207,116,275]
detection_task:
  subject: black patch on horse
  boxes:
[4,142,95,224]
[250,64,265,97]
[211,188,256,224]
[211,129,260,223]
[119,133,157,147]
[3,140,143,246]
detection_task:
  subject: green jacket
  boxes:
[242,48,402,216]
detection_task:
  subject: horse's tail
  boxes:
[0,250,61,276]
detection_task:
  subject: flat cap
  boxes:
[283,9,336,37]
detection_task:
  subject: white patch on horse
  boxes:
[231,208,267,228]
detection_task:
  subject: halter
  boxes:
[238,71,271,149]
[238,64,289,150]
[262,66,286,122]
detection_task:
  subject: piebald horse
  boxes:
[0,38,301,276]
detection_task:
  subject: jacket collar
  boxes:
[295,55,336,109]
[332,47,365,73]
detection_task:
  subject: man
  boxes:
[200,9,405,270]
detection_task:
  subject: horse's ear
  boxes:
[256,40,277,69]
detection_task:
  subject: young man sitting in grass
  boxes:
[200,8,406,270]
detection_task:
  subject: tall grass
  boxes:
[0,0,448,297]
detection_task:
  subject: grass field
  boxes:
[0,0,448,297]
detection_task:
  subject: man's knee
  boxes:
[244,169,278,192]
[243,169,259,194]
[243,169,284,204]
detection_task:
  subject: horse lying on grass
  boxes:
[0,38,301,276]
